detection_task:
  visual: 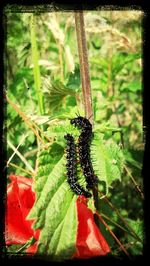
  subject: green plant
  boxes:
[5,9,144,259]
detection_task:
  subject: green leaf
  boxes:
[65,65,80,91]
[112,53,141,78]
[33,143,64,199]
[125,218,143,255]
[36,181,73,247]
[28,154,66,221]
[36,185,77,261]
[91,133,125,192]
[123,149,143,170]
[42,77,76,113]
[120,80,141,93]
[126,219,144,241]
[27,135,79,261]
[46,196,77,261]
[46,121,79,145]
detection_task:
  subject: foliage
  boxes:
[28,152,77,260]
[91,133,124,193]
[5,9,144,259]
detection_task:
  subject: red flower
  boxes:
[5,175,39,251]
[6,175,110,257]
[73,196,110,258]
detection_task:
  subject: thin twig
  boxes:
[9,162,33,177]
[101,213,136,238]
[96,211,130,257]
[7,139,34,173]
[115,240,138,253]
[24,148,38,158]
[124,165,144,200]
[6,133,28,168]
[6,96,47,147]
[16,237,36,253]
[30,118,53,144]
[97,189,143,243]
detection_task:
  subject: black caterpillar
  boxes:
[70,116,98,189]
[64,133,91,198]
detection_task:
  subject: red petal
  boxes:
[6,175,40,245]
[26,242,38,254]
[74,196,110,259]
[9,174,33,186]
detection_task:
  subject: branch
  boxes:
[74,11,93,125]
[74,11,98,213]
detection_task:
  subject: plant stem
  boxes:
[30,14,44,115]
[113,102,125,148]
[74,11,98,213]
[9,162,33,177]
[101,213,136,238]
[74,11,93,125]
[124,165,144,200]
[96,211,130,257]
[16,237,36,253]
[24,148,38,158]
